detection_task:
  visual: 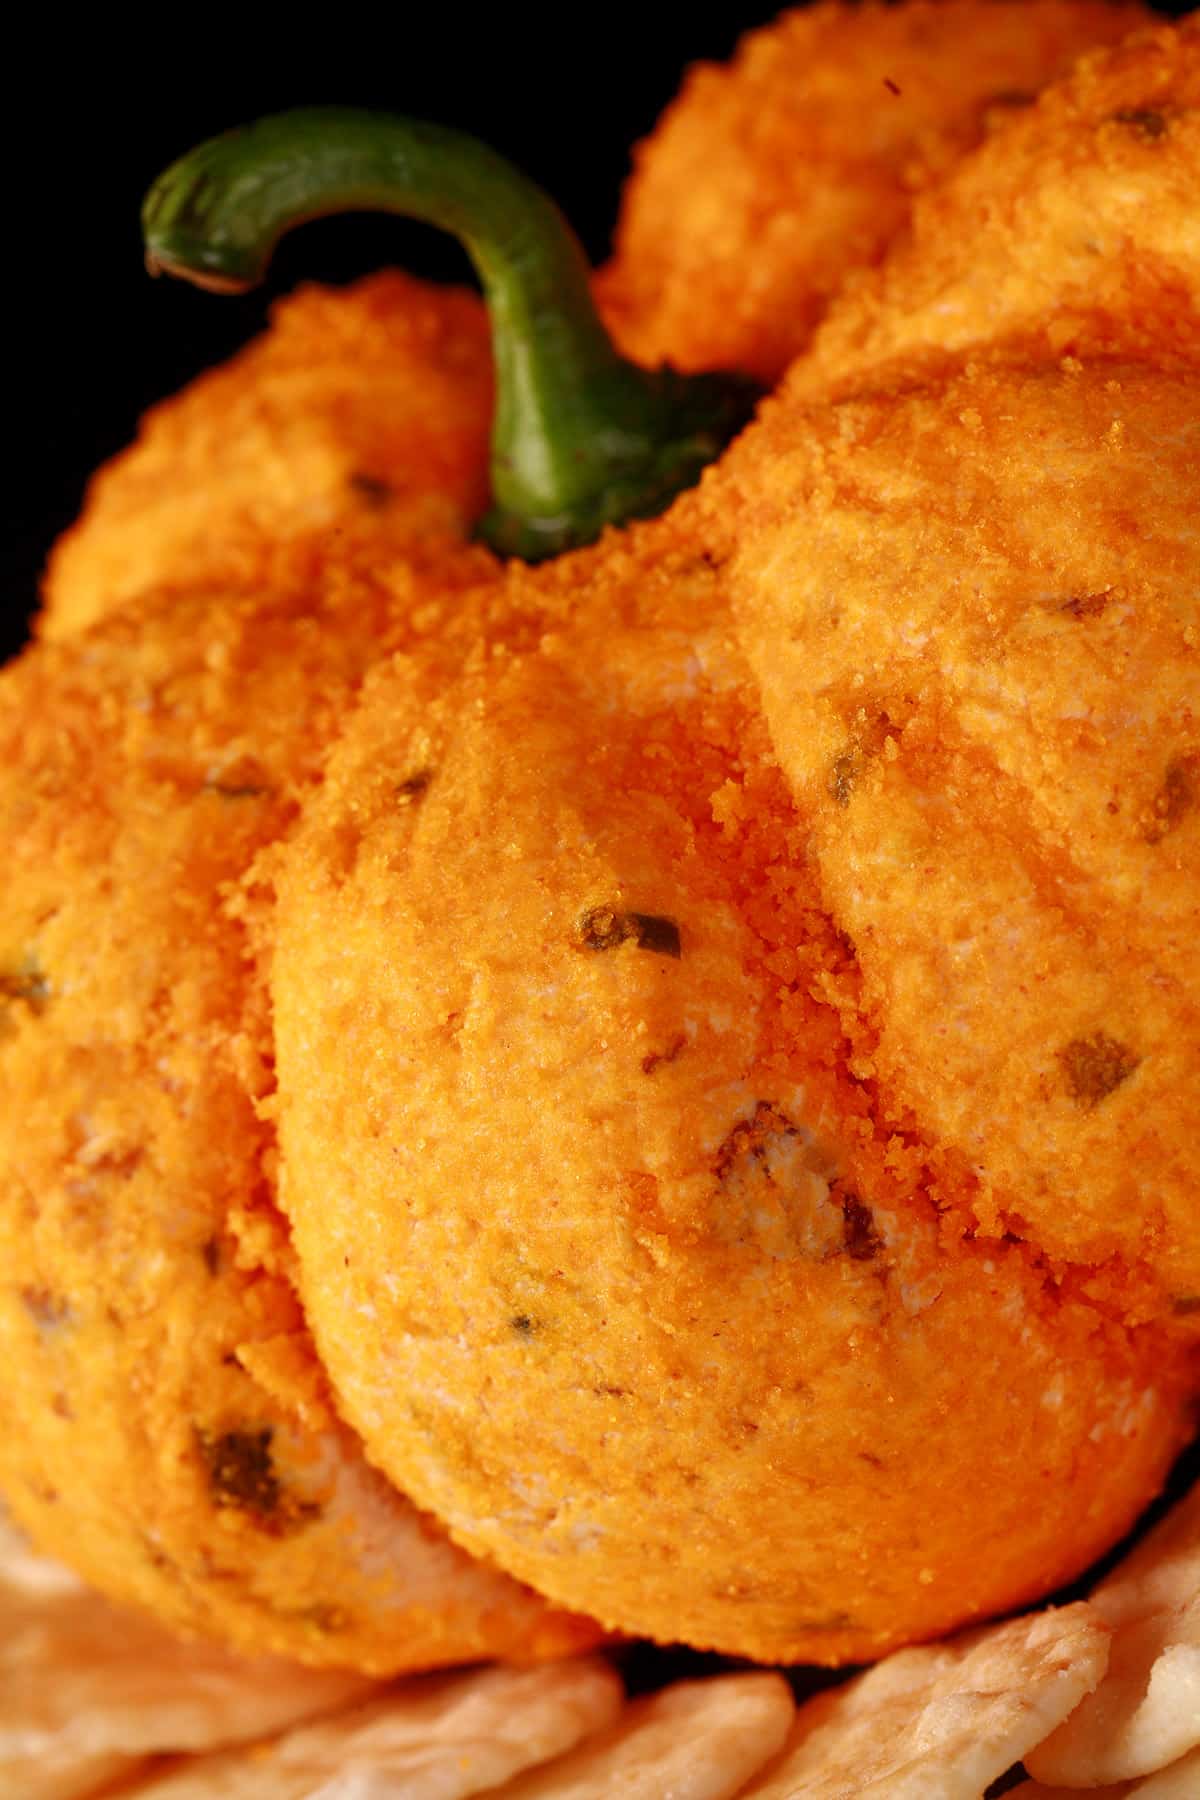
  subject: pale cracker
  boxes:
[1,1511,376,1775]
[1,1519,150,1798]
[0,1745,151,1800]
[0,1512,87,1598]
[1017,1742,1200,1798]
[1013,1777,1134,1797]
[1026,1483,1200,1786]
[487,1672,794,1799]
[737,1603,1109,1798]
[104,1659,623,1800]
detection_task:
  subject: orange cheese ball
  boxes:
[805,18,1200,387]
[270,498,1196,1666]
[721,356,1200,1316]
[598,0,1150,383]
[0,287,599,1670]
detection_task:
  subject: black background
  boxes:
[5,6,782,660]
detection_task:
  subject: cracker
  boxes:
[0,1520,146,1798]
[738,1604,1109,1798]
[487,1673,794,1798]
[1,1511,375,1779]
[1017,1742,1200,1797]
[0,1746,151,1800]
[1026,1484,1200,1786]
[94,1659,624,1799]
[0,1510,83,1598]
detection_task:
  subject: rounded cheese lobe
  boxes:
[599,0,1150,382]
[722,357,1200,1308]
[272,527,1194,1665]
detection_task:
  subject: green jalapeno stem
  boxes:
[142,107,760,559]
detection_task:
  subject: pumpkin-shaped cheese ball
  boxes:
[806,17,1200,387]
[270,496,1196,1666]
[723,355,1200,1315]
[598,0,1150,383]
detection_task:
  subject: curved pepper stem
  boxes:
[142,107,760,559]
